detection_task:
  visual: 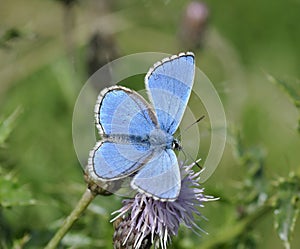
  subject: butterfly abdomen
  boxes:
[104,131,173,150]
[104,134,147,143]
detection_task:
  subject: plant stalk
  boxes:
[45,187,95,249]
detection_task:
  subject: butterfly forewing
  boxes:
[145,53,195,135]
[95,86,158,136]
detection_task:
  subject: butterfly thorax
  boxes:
[149,128,174,149]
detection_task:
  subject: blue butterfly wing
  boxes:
[88,141,154,180]
[145,52,195,134]
[95,86,158,137]
[131,149,181,201]
[89,86,158,180]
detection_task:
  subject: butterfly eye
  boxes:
[172,139,182,150]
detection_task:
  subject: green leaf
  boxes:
[273,174,300,249]
[266,74,300,108]
[0,170,36,208]
[0,108,21,146]
[231,129,268,208]
[266,74,300,132]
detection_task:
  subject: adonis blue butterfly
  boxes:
[87,52,195,201]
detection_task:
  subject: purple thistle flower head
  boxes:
[112,162,217,249]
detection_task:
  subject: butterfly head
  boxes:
[172,138,182,151]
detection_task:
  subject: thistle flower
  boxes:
[112,163,217,249]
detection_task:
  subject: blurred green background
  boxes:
[1,0,300,248]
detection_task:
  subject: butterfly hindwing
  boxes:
[145,52,195,134]
[131,148,181,201]
[88,141,154,181]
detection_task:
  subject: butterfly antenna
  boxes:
[184,115,205,132]
[177,115,205,140]
[180,148,203,170]
[176,115,205,169]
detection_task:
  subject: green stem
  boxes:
[45,187,95,249]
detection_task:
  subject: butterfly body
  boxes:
[88,52,195,201]
[148,128,173,149]
[103,128,173,148]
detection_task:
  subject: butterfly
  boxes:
[87,52,195,201]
